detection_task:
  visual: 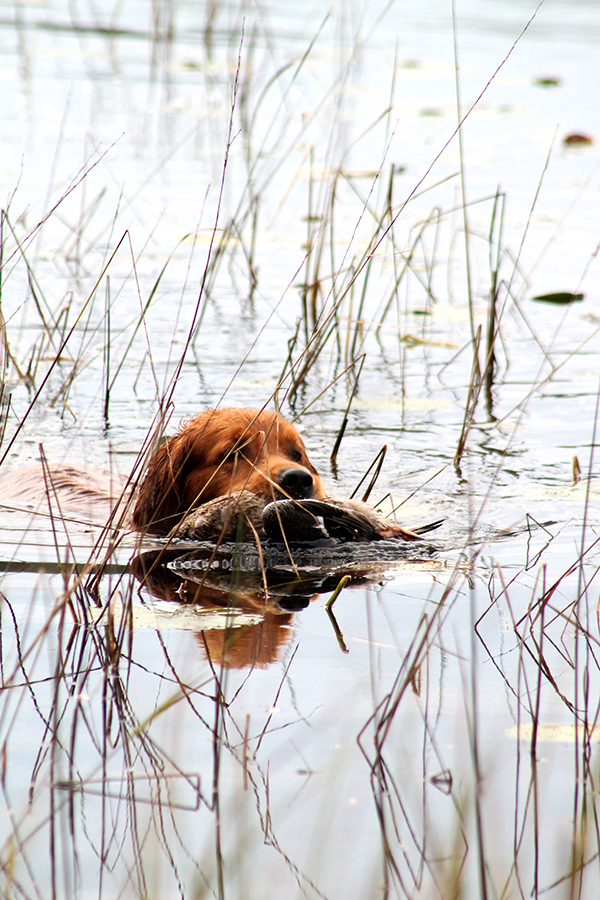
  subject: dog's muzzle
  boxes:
[276,467,316,499]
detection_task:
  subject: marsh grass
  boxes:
[1,1,600,898]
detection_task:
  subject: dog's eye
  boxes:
[290,449,303,463]
[218,446,239,464]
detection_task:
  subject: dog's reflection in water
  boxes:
[131,548,327,669]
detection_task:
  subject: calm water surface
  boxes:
[0,1,599,897]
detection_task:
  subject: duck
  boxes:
[168,489,440,545]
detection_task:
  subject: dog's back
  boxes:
[0,463,130,528]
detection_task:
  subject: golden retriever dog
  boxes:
[132,407,326,535]
[0,406,421,542]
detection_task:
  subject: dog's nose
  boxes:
[277,467,315,499]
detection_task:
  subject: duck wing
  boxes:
[262,499,383,544]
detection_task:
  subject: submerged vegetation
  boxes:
[0,0,600,898]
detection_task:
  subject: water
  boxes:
[1,1,600,897]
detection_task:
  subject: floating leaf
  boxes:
[533,76,560,87]
[531,291,584,304]
[507,724,600,743]
[89,603,264,631]
[354,396,454,411]
[563,133,593,145]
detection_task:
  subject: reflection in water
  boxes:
[131,539,439,668]
[132,547,305,669]
[4,533,598,899]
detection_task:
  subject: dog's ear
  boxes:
[132,431,200,534]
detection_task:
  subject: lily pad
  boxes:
[531,291,584,304]
[563,133,593,145]
[533,77,560,88]
[507,724,600,743]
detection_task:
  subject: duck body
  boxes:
[170,490,427,545]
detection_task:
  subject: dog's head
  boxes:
[132,407,325,534]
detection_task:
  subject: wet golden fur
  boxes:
[132,407,325,534]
